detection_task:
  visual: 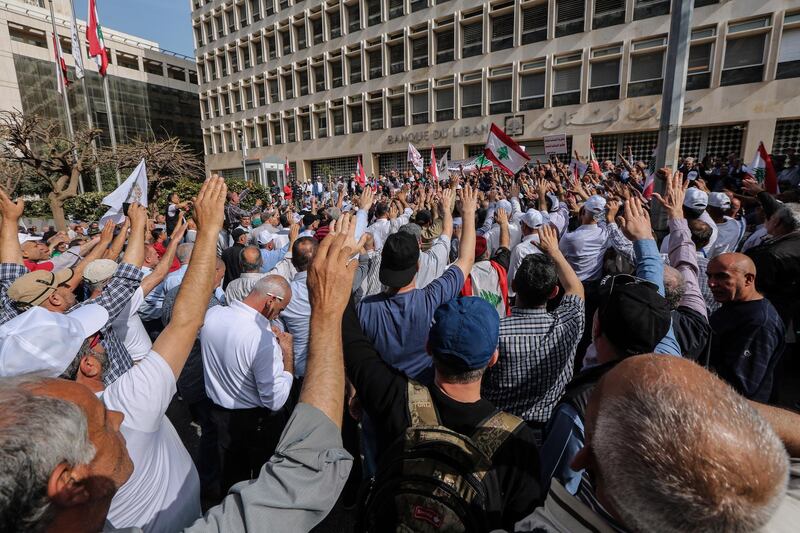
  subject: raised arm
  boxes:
[140,218,187,296]
[153,177,227,378]
[0,189,25,266]
[120,207,145,268]
[102,218,130,261]
[536,224,584,299]
[454,183,477,277]
[66,222,114,290]
[440,188,454,240]
[496,206,510,250]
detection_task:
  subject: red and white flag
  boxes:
[429,148,439,181]
[588,139,602,175]
[284,157,291,176]
[642,149,658,199]
[87,0,109,76]
[52,33,69,94]
[746,142,778,194]
[483,124,530,175]
[356,157,367,187]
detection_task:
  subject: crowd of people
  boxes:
[0,146,799,532]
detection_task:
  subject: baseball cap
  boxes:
[398,223,422,240]
[0,304,109,377]
[18,233,40,245]
[8,268,75,308]
[379,232,420,288]
[686,170,699,181]
[495,200,513,216]
[683,188,708,210]
[257,231,277,247]
[428,297,500,370]
[708,192,731,210]
[584,195,607,215]
[520,209,544,229]
[231,227,248,242]
[83,259,118,284]
[597,274,671,356]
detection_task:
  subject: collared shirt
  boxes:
[708,216,746,258]
[260,244,289,273]
[507,234,542,296]
[279,271,310,377]
[484,222,522,256]
[200,300,293,410]
[138,265,165,322]
[482,295,585,423]
[163,263,189,293]
[224,272,265,304]
[366,208,413,250]
[559,223,621,281]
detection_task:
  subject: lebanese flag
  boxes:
[568,159,585,184]
[52,33,69,94]
[87,0,109,76]
[588,139,602,175]
[285,157,291,176]
[483,123,530,175]
[747,142,778,194]
[642,149,658,199]
[355,156,367,187]
[429,148,439,181]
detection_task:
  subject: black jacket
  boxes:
[746,230,800,328]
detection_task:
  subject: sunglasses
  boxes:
[266,292,284,302]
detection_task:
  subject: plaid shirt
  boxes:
[482,294,585,423]
[0,262,143,385]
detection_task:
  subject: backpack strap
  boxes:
[470,411,524,480]
[407,381,440,427]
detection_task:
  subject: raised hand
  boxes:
[652,170,686,220]
[741,177,765,196]
[308,214,359,316]
[534,223,560,256]
[617,196,653,242]
[193,175,227,235]
[0,188,24,221]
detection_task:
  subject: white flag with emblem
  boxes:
[407,143,424,174]
[99,159,148,225]
[484,124,530,174]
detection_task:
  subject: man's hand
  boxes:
[441,188,454,212]
[495,205,509,227]
[193,176,227,235]
[617,197,653,241]
[742,177,765,196]
[170,216,188,242]
[98,220,115,246]
[535,224,560,256]
[0,188,24,222]
[359,185,374,211]
[605,199,621,223]
[288,222,300,244]
[127,203,147,229]
[652,171,686,220]
[307,214,359,317]
[461,181,478,215]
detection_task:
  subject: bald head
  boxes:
[243,275,291,320]
[239,246,263,273]
[584,355,788,533]
[707,253,760,304]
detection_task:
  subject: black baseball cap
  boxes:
[231,228,248,242]
[379,232,420,288]
[597,274,671,356]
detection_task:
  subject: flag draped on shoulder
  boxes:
[483,124,530,175]
[87,0,109,76]
[70,6,85,79]
[747,142,778,194]
[407,143,424,174]
[356,157,367,187]
[100,159,148,225]
[52,33,69,95]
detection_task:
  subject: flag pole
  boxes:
[47,0,83,194]
[102,75,120,186]
[69,0,102,192]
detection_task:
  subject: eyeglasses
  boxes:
[266,292,284,302]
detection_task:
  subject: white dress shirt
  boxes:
[224,272,266,304]
[415,235,452,289]
[484,222,522,256]
[200,301,293,410]
[112,287,153,361]
[366,208,413,250]
[559,223,615,281]
[741,225,769,252]
[708,216,746,257]
[163,263,189,293]
[278,271,311,377]
[508,234,542,296]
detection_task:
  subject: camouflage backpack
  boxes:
[359,381,524,532]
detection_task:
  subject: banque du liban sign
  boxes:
[386,124,490,145]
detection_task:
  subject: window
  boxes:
[222,92,231,114]
[283,72,293,99]
[189,70,198,84]
[314,64,325,91]
[285,118,296,143]
[519,69,545,110]
[296,24,307,50]
[634,0,670,21]
[194,26,204,47]
[255,39,264,64]
[368,49,382,79]
[412,36,428,69]
[143,60,162,75]
[687,41,713,90]
[369,100,384,129]
[242,45,252,69]
[594,0,625,29]
[226,10,236,34]
[280,29,291,55]
[169,66,186,81]
[269,78,280,102]
[410,0,427,12]
[257,82,267,106]
[389,0,403,19]
[332,107,345,135]
[390,96,405,127]
[265,0,274,15]
[117,52,140,70]
[279,0,289,10]
[251,0,261,22]
[312,18,324,45]
[491,13,514,52]
[349,55,362,83]
[239,3,249,28]
[489,77,512,114]
[461,81,482,117]
[777,26,800,79]
[389,43,404,74]
[589,54,620,102]
[214,14,224,39]
[436,29,454,63]
[522,4,547,45]
[272,121,282,145]
[219,55,228,77]
[367,0,381,26]
[266,34,276,59]
[300,115,311,140]
[411,89,429,124]
[694,0,718,6]
[328,10,341,39]
[553,63,581,106]
[435,84,454,121]
[629,40,665,96]
[299,70,309,96]
[316,112,327,137]
[204,20,212,43]
[556,0,585,38]
[245,85,254,109]
[722,18,769,86]
[330,58,343,87]
[462,22,483,58]
[233,90,242,112]
[347,3,361,32]
[350,104,364,133]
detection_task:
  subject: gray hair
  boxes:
[773,202,800,233]
[176,243,194,264]
[0,376,96,532]
[249,274,290,301]
[592,368,788,533]
[662,265,685,310]
[60,338,109,382]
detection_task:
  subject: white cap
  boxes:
[584,195,607,215]
[546,193,560,212]
[520,209,544,229]
[495,199,513,216]
[0,304,109,378]
[83,259,118,284]
[257,231,277,247]
[272,234,290,250]
[683,188,708,210]
[18,233,39,245]
[453,217,463,227]
[708,192,732,210]
[686,170,699,181]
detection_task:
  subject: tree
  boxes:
[101,136,205,210]
[0,110,98,231]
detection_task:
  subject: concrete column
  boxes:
[572,133,592,160]
[743,118,777,159]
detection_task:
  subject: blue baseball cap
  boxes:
[428,297,500,370]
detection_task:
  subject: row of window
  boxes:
[199,13,800,127]
[8,22,198,84]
